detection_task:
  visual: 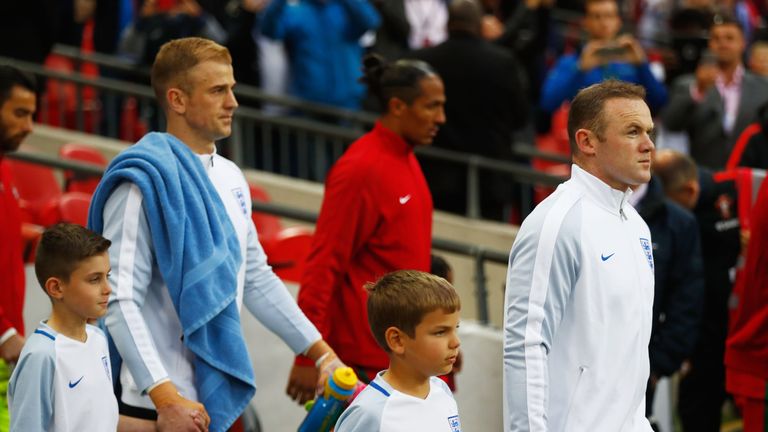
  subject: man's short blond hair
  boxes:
[366,270,460,353]
[151,37,232,108]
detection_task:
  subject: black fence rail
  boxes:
[1,54,567,221]
[8,151,511,325]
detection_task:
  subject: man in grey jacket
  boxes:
[662,14,768,169]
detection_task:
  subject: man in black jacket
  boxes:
[654,149,742,432]
[410,0,528,221]
[632,175,705,428]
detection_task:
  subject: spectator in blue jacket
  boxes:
[260,0,380,110]
[631,174,705,428]
[539,0,668,114]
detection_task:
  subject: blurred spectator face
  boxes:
[709,23,745,66]
[748,43,768,77]
[398,75,446,147]
[0,86,36,154]
[179,60,239,143]
[583,0,621,42]
[74,0,97,23]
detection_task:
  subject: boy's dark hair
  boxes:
[0,65,37,106]
[360,54,437,111]
[366,270,460,353]
[35,223,111,288]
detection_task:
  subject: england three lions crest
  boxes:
[639,238,654,270]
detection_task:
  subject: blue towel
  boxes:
[88,132,255,432]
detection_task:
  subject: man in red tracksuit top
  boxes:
[725,178,768,432]
[0,65,37,429]
[285,55,446,404]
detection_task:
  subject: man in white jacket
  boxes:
[503,79,656,431]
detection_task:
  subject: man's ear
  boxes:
[388,97,407,117]
[166,88,186,115]
[575,128,598,156]
[385,326,407,355]
[44,277,65,300]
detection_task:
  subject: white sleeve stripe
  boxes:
[524,192,580,431]
[116,184,167,383]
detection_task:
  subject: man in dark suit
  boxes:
[370,0,450,62]
[410,0,528,221]
[662,14,768,170]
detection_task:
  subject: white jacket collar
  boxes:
[570,164,633,218]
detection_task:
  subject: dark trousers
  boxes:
[677,347,727,432]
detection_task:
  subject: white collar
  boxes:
[570,164,633,218]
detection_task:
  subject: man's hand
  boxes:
[156,404,208,432]
[695,63,719,95]
[0,334,25,363]
[615,34,647,64]
[579,41,609,70]
[150,382,210,432]
[286,364,319,405]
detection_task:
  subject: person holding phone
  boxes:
[539,0,668,114]
[663,14,768,170]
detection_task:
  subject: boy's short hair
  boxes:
[35,223,111,288]
[366,270,460,353]
[151,37,232,108]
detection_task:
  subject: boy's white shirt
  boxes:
[335,371,461,432]
[8,322,118,431]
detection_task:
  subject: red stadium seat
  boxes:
[58,192,93,227]
[59,143,107,194]
[7,158,62,227]
[266,226,314,283]
[249,184,283,248]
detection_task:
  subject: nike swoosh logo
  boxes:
[399,194,412,205]
[69,376,84,388]
[601,253,615,262]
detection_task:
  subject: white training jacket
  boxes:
[101,148,320,409]
[503,164,655,432]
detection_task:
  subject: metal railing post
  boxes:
[474,250,490,325]
[230,116,244,166]
[466,157,481,219]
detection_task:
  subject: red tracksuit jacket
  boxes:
[0,157,26,338]
[297,122,433,370]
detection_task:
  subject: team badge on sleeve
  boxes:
[639,238,654,270]
[447,415,461,432]
[232,187,249,216]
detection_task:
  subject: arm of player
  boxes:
[503,200,581,432]
[102,183,208,429]
[242,222,321,352]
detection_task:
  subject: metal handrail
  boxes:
[51,44,379,126]
[2,55,567,220]
[7,151,510,324]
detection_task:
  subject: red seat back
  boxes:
[58,192,92,227]
[266,227,314,283]
[7,158,62,226]
[59,143,107,194]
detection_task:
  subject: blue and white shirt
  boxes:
[9,322,118,431]
[503,164,655,432]
[335,372,461,432]
[102,148,321,408]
